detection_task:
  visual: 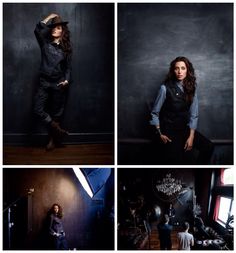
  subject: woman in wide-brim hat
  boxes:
[47,15,69,28]
[34,13,72,150]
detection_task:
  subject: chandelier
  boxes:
[156,173,182,196]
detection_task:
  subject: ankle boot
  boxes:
[50,121,69,137]
[46,137,55,151]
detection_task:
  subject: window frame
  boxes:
[210,168,234,229]
[215,196,234,227]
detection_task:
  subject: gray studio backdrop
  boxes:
[118,3,233,142]
[118,3,233,164]
[3,3,114,145]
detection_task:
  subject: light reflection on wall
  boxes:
[3,167,114,249]
[57,175,78,207]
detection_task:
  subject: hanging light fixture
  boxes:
[156,173,182,196]
[73,168,111,198]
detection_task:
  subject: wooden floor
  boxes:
[3,144,114,165]
[145,222,180,250]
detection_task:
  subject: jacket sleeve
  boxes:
[150,85,166,126]
[49,215,56,236]
[34,21,50,47]
[188,89,198,130]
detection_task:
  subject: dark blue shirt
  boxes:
[158,223,173,249]
[34,21,71,82]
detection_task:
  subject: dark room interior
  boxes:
[118,168,234,250]
[3,167,114,250]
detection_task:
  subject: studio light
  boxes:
[73,168,111,198]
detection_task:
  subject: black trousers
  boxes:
[159,238,172,250]
[34,77,67,125]
[160,128,214,165]
[50,235,69,250]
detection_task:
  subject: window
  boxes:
[222,169,234,185]
[216,196,234,227]
[212,169,234,228]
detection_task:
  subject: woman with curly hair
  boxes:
[150,56,213,164]
[48,203,68,250]
[34,13,72,150]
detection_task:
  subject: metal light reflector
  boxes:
[73,168,111,198]
[73,168,93,198]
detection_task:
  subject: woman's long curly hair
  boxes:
[60,25,72,56]
[50,25,72,57]
[164,56,196,103]
[49,203,63,219]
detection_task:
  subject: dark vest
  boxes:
[160,82,191,130]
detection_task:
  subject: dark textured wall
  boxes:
[118,3,233,141]
[3,3,114,144]
[195,168,213,221]
[3,168,114,250]
[118,168,196,226]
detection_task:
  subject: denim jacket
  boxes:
[34,21,71,82]
[49,214,65,236]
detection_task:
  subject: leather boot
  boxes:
[46,137,55,151]
[50,121,69,137]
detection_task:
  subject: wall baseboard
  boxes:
[4,133,114,146]
[118,138,233,145]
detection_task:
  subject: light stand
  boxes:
[3,189,34,249]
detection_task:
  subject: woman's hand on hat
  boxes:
[49,13,59,19]
[42,13,58,24]
[58,80,69,87]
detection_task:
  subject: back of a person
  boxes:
[178,231,193,250]
[158,223,172,238]
[158,223,172,249]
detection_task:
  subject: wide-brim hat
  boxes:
[47,16,68,28]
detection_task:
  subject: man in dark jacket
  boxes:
[158,214,173,250]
